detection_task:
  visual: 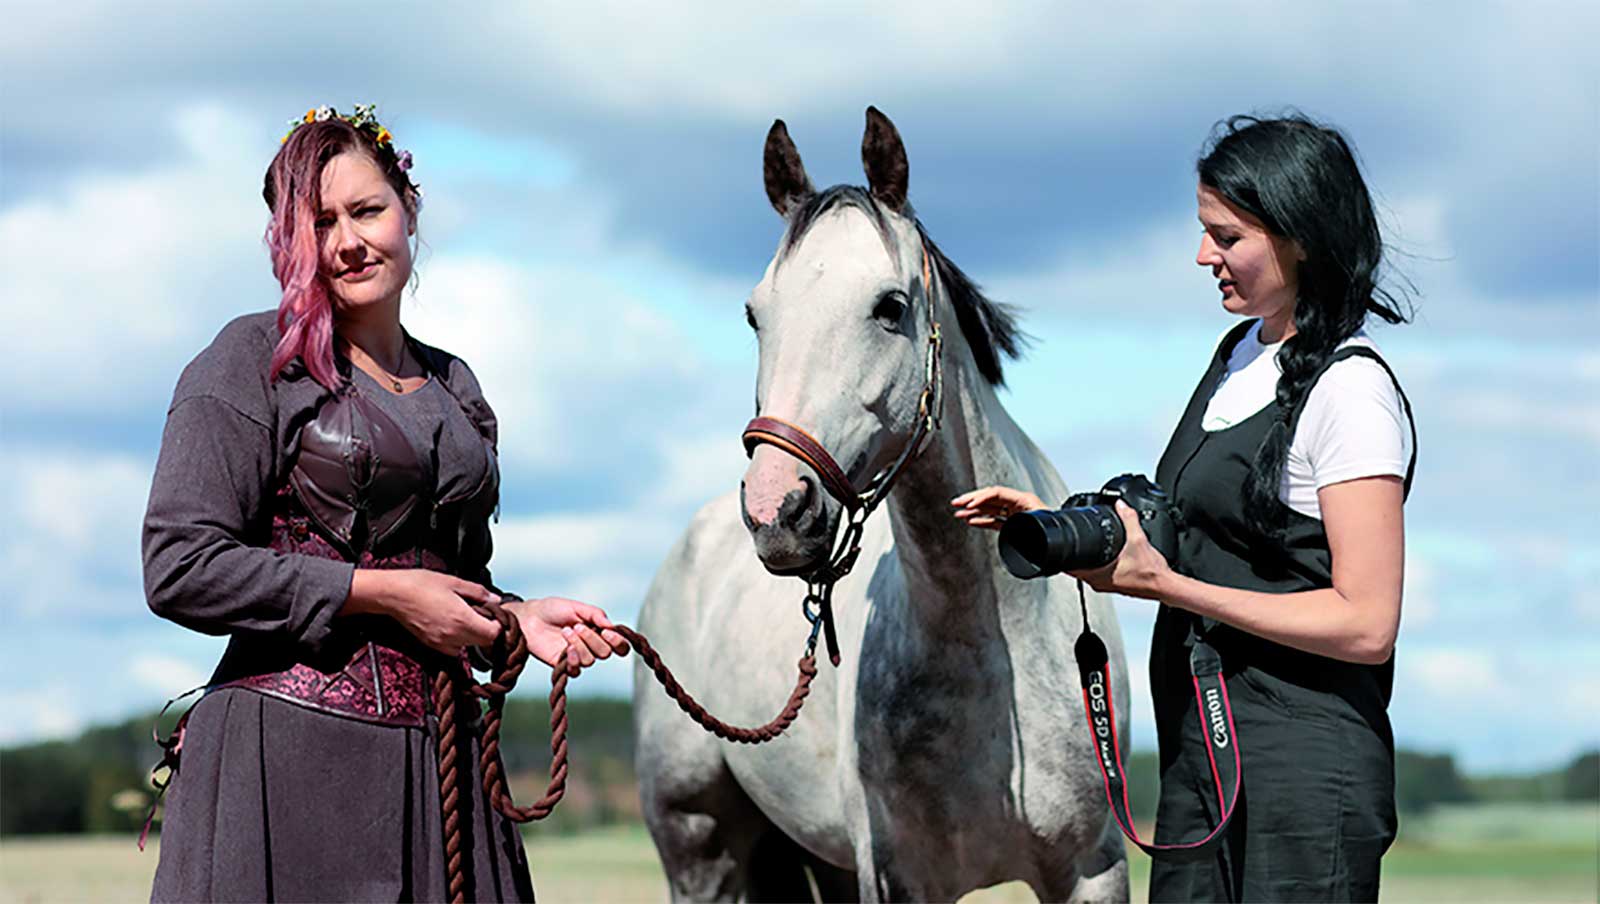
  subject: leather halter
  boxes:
[740,242,945,664]
[738,417,859,513]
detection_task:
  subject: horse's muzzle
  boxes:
[740,450,837,574]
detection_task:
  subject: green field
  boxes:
[2,804,1594,902]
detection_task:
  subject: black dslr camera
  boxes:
[997,474,1178,579]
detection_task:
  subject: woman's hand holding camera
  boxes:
[950,485,1049,529]
[950,486,1176,601]
[1069,501,1175,601]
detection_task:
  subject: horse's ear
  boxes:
[764,119,813,217]
[861,106,908,213]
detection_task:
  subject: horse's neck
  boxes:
[883,357,1044,629]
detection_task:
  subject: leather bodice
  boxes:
[149,315,511,728]
[289,383,430,559]
[284,359,500,566]
[214,371,503,726]
[210,365,502,724]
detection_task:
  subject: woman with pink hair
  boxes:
[142,105,626,901]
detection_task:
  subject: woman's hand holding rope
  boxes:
[504,596,631,670]
[345,570,627,668]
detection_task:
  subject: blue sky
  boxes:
[3,3,1597,772]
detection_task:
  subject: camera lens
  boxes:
[997,505,1126,579]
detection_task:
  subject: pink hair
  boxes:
[262,117,418,389]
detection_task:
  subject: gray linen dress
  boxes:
[144,312,536,902]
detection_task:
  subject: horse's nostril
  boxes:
[797,475,816,511]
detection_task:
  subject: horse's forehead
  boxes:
[774,207,906,291]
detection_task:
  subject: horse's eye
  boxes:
[873,291,908,329]
[744,305,759,332]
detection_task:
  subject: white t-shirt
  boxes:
[1200,320,1412,521]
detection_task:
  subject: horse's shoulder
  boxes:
[644,491,749,602]
[678,490,747,561]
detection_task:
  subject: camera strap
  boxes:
[1074,581,1242,862]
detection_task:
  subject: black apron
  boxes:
[1148,319,1417,902]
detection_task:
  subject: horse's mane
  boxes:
[780,184,1027,386]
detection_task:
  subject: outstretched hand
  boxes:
[504,596,631,671]
[950,485,1050,531]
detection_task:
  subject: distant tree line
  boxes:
[0,696,639,837]
[1,697,1594,836]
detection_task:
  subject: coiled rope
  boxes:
[431,601,820,903]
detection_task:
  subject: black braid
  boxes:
[1199,113,1414,536]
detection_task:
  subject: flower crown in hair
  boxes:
[281,103,414,172]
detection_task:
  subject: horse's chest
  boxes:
[855,656,1013,783]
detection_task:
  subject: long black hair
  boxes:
[1198,113,1412,534]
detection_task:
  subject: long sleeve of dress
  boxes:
[142,317,352,652]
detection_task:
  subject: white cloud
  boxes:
[497,4,1037,119]
[1557,674,1600,723]
[0,444,152,619]
[405,253,712,473]
[1436,391,1600,447]
[491,511,685,576]
[127,655,206,695]
[1576,353,1600,382]
[1394,644,1600,771]
[1573,589,1600,626]
[646,431,750,510]
[3,104,275,414]
[1401,551,1439,631]
[1382,193,1452,258]
[414,6,1600,129]
[989,219,1202,323]
[0,687,84,745]
[7,5,1594,170]
[1403,647,1511,708]
[15,450,150,548]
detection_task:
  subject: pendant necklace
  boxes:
[380,345,406,392]
[366,341,408,393]
[342,335,409,393]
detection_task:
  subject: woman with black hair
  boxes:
[954,114,1415,901]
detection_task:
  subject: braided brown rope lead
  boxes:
[431,669,468,904]
[611,625,819,744]
[434,602,822,900]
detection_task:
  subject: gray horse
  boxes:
[633,108,1130,902]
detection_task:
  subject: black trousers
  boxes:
[1148,664,1396,903]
